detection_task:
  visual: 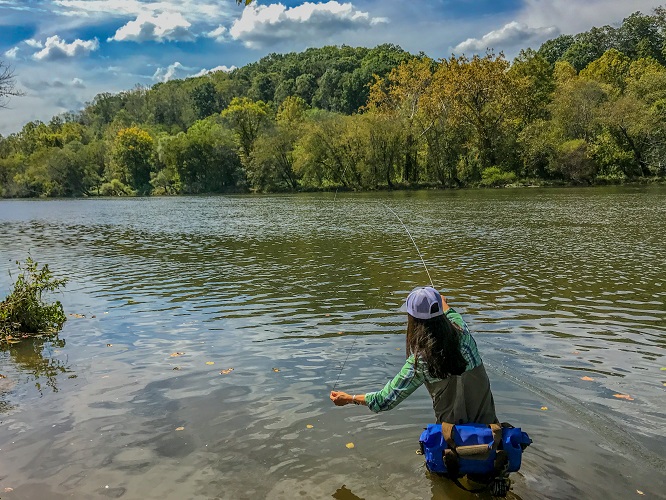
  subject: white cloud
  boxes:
[25,39,44,49]
[229,1,389,49]
[54,0,230,24]
[152,61,197,82]
[4,47,20,59]
[453,21,559,54]
[31,35,99,61]
[518,0,664,36]
[22,77,87,92]
[109,11,194,42]
[205,25,228,42]
[190,65,237,78]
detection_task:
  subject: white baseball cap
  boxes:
[400,286,444,320]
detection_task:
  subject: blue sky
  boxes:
[1,0,664,135]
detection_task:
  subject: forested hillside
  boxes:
[1,9,666,197]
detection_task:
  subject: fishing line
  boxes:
[330,196,435,391]
[379,202,434,288]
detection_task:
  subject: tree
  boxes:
[436,53,519,172]
[0,61,23,107]
[510,49,556,123]
[579,49,631,93]
[367,57,436,182]
[111,126,155,194]
[221,97,270,165]
[191,81,220,119]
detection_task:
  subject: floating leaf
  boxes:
[613,394,634,401]
[0,374,6,379]
[661,367,666,371]
[306,424,314,429]
[170,352,185,357]
[220,368,234,375]
[337,331,343,335]
[345,442,355,449]
[540,406,548,411]
[572,351,580,355]
[173,366,181,370]
[272,368,280,372]
[92,315,97,318]
[205,361,215,365]
[4,487,14,492]
[581,376,594,381]
[70,313,85,318]
[175,426,185,431]
[68,374,77,379]
[637,490,644,495]
[106,343,113,347]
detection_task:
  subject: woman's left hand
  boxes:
[330,390,352,406]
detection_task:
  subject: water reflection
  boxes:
[0,335,72,396]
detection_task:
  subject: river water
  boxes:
[0,187,664,500]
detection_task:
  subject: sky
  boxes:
[1,0,664,136]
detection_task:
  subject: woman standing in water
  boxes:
[330,286,497,425]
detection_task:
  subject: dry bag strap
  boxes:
[490,423,503,450]
[440,422,456,449]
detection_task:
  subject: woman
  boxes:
[329,286,497,425]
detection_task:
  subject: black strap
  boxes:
[450,477,489,494]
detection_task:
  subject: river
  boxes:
[0,186,664,500]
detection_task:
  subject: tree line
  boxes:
[1,9,666,197]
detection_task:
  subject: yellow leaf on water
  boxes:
[205,361,214,365]
[220,368,234,375]
[272,368,280,372]
[613,394,634,401]
[346,442,355,449]
[175,426,184,431]
[106,344,113,347]
[170,352,185,357]
[540,406,548,411]
[581,376,594,381]
[4,487,14,492]
[661,367,666,371]
[637,490,644,495]
[572,351,580,355]
[306,424,314,429]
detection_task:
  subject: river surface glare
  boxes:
[0,187,664,500]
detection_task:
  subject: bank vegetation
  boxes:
[1,9,666,196]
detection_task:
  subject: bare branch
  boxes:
[0,60,25,108]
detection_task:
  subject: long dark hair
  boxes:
[406,313,467,378]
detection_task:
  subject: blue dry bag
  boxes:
[418,422,531,496]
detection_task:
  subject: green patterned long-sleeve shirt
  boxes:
[364,308,482,413]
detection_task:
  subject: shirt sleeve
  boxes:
[444,308,464,329]
[364,354,425,413]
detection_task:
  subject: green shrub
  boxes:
[480,166,517,187]
[1,258,67,342]
[99,178,135,196]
